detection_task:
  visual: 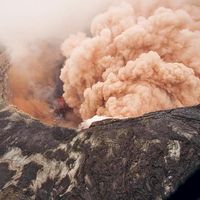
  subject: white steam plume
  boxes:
[0,0,121,126]
[0,0,120,61]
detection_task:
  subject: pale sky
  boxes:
[0,0,117,49]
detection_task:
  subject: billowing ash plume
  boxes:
[60,0,200,120]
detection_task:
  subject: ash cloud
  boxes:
[60,0,200,120]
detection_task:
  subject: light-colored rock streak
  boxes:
[0,147,84,197]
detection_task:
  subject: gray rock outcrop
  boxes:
[0,102,200,200]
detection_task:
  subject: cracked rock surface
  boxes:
[0,102,200,200]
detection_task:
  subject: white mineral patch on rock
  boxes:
[78,115,113,129]
[167,140,181,161]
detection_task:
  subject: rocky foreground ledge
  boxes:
[0,102,200,200]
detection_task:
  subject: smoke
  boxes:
[0,0,118,50]
[0,0,119,127]
[60,0,200,120]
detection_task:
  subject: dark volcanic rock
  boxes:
[0,102,200,200]
[0,51,9,102]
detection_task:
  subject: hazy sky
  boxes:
[0,0,118,50]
